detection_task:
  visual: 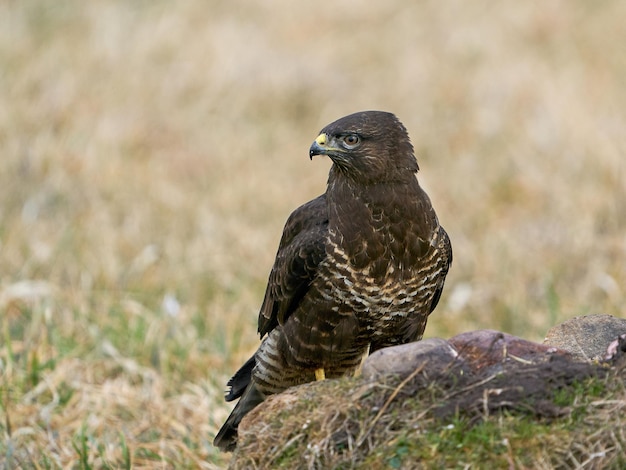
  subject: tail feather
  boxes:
[214,381,266,451]
[225,355,255,401]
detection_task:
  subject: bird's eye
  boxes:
[342,134,361,148]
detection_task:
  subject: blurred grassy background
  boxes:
[1,0,624,467]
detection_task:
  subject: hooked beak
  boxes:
[309,133,329,160]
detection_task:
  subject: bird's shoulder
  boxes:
[279,194,328,246]
[257,194,329,337]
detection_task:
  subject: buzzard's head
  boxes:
[309,111,419,183]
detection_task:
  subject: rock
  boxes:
[450,329,571,373]
[229,322,626,468]
[361,338,458,381]
[230,329,616,469]
[543,314,626,361]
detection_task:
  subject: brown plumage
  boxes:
[214,111,452,451]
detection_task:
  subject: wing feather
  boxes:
[257,194,328,337]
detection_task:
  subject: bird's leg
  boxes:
[354,343,371,378]
[315,368,326,381]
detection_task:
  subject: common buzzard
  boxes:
[214,111,452,451]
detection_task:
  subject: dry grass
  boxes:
[0,0,625,467]
[231,356,626,469]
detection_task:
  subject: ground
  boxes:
[230,349,626,469]
[1,1,625,468]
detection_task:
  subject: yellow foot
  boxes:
[354,343,371,378]
[315,368,326,381]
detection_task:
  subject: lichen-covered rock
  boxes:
[544,314,626,361]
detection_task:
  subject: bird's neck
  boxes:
[325,175,432,275]
[326,175,420,226]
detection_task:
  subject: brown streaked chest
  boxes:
[318,178,440,332]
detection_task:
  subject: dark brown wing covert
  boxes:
[257,194,328,337]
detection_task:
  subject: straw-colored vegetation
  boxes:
[1,0,624,468]
[230,356,626,469]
